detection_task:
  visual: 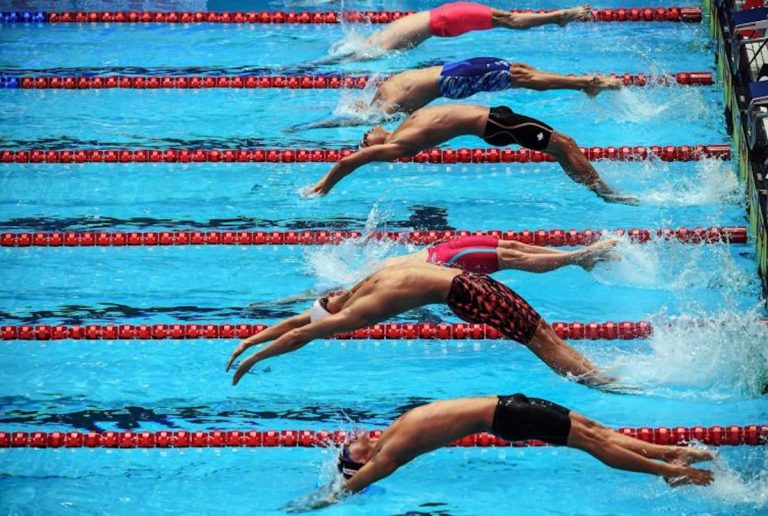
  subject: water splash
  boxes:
[589,85,710,125]
[598,308,768,400]
[316,28,387,65]
[591,236,755,293]
[641,158,742,206]
[285,76,402,132]
[302,204,411,290]
[597,156,741,207]
[687,454,768,510]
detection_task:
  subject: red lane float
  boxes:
[0,144,731,164]
[1,424,764,449]
[0,320,654,341]
[17,72,713,90]
[0,226,747,248]
[43,8,702,24]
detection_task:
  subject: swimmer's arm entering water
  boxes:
[307,143,409,196]
[343,451,402,494]
[231,306,371,385]
[284,451,402,512]
[225,311,310,372]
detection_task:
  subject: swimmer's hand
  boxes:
[232,354,261,385]
[304,180,330,197]
[283,486,342,513]
[226,337,257,372]
[665,466,714,487]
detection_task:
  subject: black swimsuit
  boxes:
[483,106,553,151]
[492,394,572,445]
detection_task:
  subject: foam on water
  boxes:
[597,157,742,207]
[640,158,742,206]
[596,308,768,400]
[316,27,388,65]
[686,454,768,510]
[285,76,403,131]
[592,236,755,294]
[588,84,710,125]
[302,204,412,290]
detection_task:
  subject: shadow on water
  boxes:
[0,395,433,431]
[0,205,450,232]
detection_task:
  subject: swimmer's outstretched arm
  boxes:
[225,311,310,372]
[307,143,409,196]
[286,450,403,511]
[231,308,370,385]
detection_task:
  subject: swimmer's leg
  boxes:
[566,413,714,485]
[509,63,623,96]
[497,240,581,273]
[496,240,618,273]
[524,320,607,383]
[545,131,637,204]
[568,413,716,465]
[492,5,590,29]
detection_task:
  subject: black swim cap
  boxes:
[337,444,364,479]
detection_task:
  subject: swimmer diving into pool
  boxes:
[258,237,619,310]
[285,395,715,511]
[227,263,613,388]
[306,104,637,204]
[322,2,591,62]
[291,59,623,131]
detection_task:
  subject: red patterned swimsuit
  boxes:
[446,271,542,344]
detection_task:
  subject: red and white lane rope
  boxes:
[0,144,731,164]
[1,424,765,449]
[0,321,654,341]
[0,226,748,248]
[14,71,713,90]
[38,8,702,25]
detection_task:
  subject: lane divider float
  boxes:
[0,8,703,25]
[0,144,731,164]
[1,71,714,89]
[0,226,748,248]
[1,424,764,448]
[0,321,653,341]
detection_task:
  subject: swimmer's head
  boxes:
[360,125,388,148]
[337,431,376,479]
[319,289,347,314]
[311,290,348,323]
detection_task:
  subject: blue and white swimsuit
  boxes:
[438,57,513,99]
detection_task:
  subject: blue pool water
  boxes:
[1,1,767,514]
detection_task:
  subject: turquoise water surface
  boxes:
[0,1,767,514]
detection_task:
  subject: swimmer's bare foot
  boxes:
[577,238,620,271]
[584,75,624,97]
[557,5,591,26]
[664,466,714,487]
[664,447,717,466]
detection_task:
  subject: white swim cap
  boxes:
[310,298,332,323]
